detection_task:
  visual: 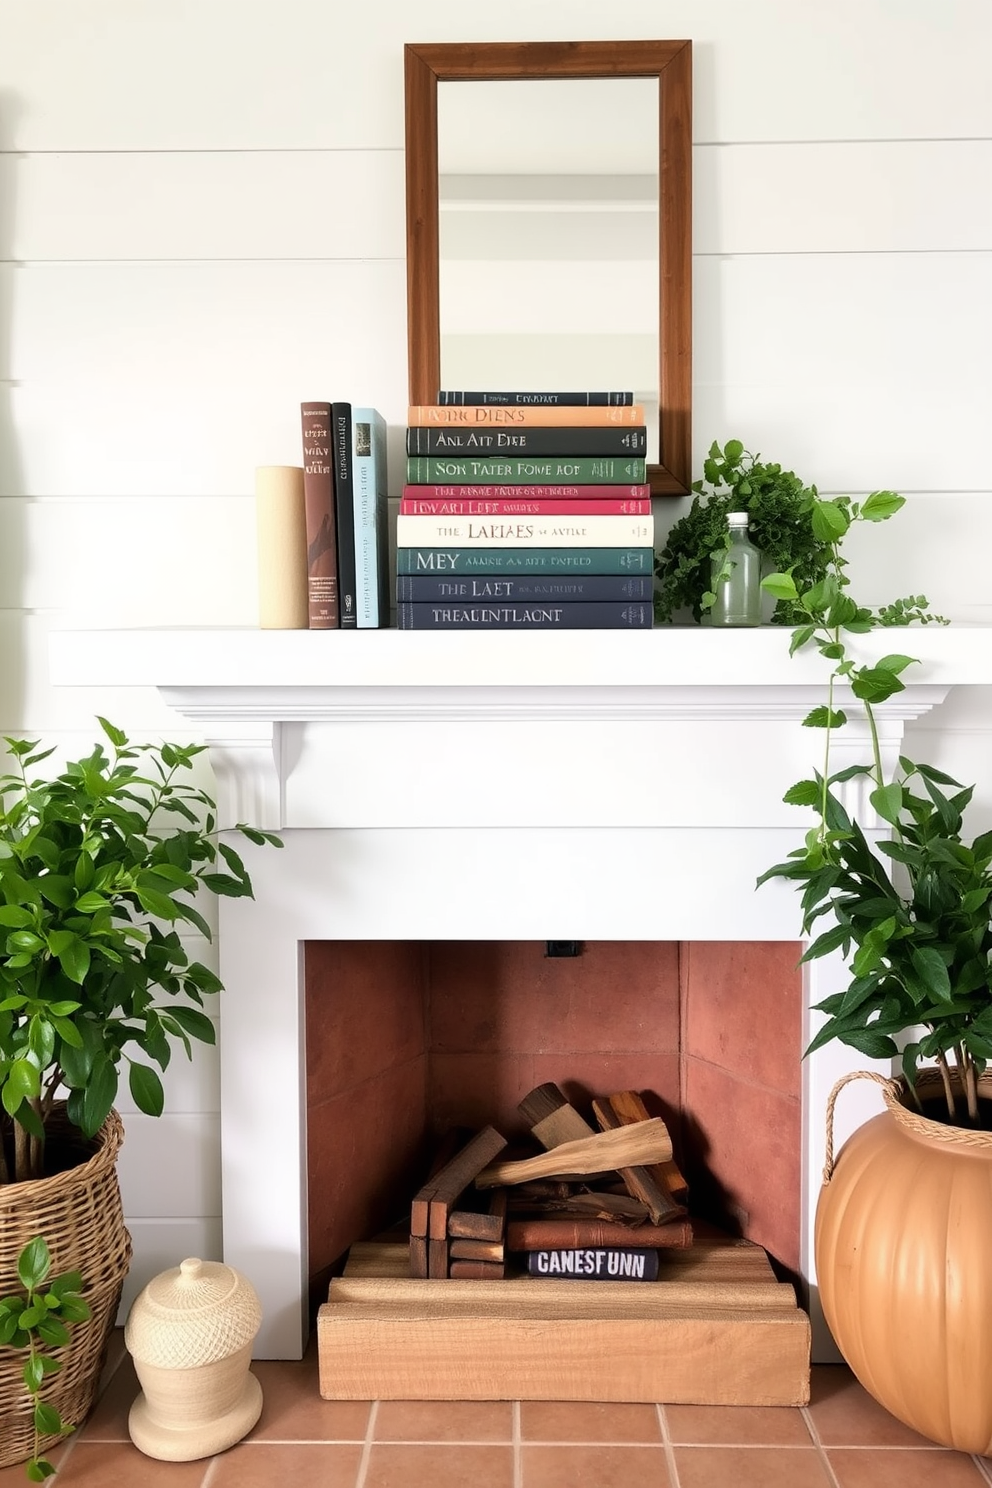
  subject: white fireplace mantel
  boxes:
[48,625,992,1357]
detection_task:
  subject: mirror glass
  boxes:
[437,79,659,463]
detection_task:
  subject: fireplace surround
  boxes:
[49,625,992,1359]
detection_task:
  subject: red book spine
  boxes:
[403,484,650,502]
[300,402,339,629]
[400,497,651,517]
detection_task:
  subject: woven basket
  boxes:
[0,1107,132,1469]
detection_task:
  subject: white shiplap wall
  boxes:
[2,0,992,1309]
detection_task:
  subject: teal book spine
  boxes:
[352,407,389,628]
[405,455,647,486]
[396,547,655,575]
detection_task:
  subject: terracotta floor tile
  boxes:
[665,1402,814,1445]
[521,1443,671,1487]
[363,1443,513,1488]
[520,1399,662,1442]
[46,1440,209,1485]
[209,1440,364,1485]
[828,1447,990,1487]
[673,1445,835,1488]
[0,1440,71,1486]
[247,1353,371,1441]
[76,1354,139,1441]
[375,1399,512,1440]
[806,1365,941,1447]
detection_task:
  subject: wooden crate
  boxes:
[317,1236,810,1406]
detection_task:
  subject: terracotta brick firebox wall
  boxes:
[305,940,802,1301]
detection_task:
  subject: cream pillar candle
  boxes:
[254,465,308,628]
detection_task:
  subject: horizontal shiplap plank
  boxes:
[695,140,992,255]
[0,260,408,496]
[116,1112,221,1218]
[2,0,992,149]
[0,496,258,623]
[6,138,989,265]
[3,150,406,262]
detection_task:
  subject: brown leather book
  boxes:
[507,1215,692,1252]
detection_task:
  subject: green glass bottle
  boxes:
[710,511,762,626]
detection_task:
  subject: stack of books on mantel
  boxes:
[396,390,655,630]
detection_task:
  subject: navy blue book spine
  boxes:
[437,390,634,407]
[396,574,652,603]
[397,601,654,630]
[525,1248,660,1280]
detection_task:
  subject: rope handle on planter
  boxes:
[823,1070,900,1184]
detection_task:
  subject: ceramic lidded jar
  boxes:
[124,1257,263,1461]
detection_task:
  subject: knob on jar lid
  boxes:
[124,1257,262,1368]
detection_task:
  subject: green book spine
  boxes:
[405,455,647,485]
[396,547,655,575]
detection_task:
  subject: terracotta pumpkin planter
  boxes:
[815,1069,992,1455]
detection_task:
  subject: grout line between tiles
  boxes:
[199,1455,221,1487]
[513,1400,522,1488]
[800,1404,843,1488]
[657,1403,683,1488]
[353,1399,378,1488]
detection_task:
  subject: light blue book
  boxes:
[351,408,390,628]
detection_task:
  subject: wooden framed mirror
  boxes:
[404,39,692,496]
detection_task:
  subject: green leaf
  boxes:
[35,1316,70,1348]
[128,1061,165,1117]
[783,780,821,807]
[811,499,850,541]
[870,782,904,827]
[23,1355,44,1393]
[803,707,848,729]
[97,716,128,747]
[18,1237,51,1292]
[33,1402,63,1436]
[875,654,917,676]
[0,905,34,928]
[162,1006,216,1045]
[80,1054,118,1138]
[53,935,91,986]
[910,946,952,1002]
[851,667,906,704]
[861,490,905,521]
[760,572,799,602]
[799,923,851,962]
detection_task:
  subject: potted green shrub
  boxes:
[0,717,281,1469]
[757,495,992,1453]
[654,438,835,625]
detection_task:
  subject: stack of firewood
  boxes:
[409,1083,690,1280]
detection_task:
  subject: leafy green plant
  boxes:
[755,496,992,1125]
[0,718,282,1182]
[655,438,835,624]
[0,1237,90,1480]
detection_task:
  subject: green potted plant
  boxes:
[756,495,992,1453]
[654,438,835,625]
[0,717,281,1469]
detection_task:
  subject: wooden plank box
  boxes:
[317,1238,810,1406]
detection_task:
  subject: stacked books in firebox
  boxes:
[396,390,654,630]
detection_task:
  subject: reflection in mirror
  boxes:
[437,80,660,464]
[404,41,692,495]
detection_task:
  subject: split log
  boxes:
[605,1090,689,1200]
[475,1119,672,1188]
[518,1082,596,1149]
[591,1098,685,1227]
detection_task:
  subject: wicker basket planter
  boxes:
[816,1069,992,1455]
[0,1107,132,1469]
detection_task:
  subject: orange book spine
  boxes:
[408,404,645,427]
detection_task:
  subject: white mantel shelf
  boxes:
[49,623,992,717]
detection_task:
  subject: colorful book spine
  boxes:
[396,574,653,603]
[406,426,647,457]
[396,515,654,548]
[404,484,650,502]
[400,497,651,517]
[299,402,339,629]
[437,390,634,406]
[524,1248,660,1281]
[406,456,647,486]
[507,1216,692,1250]
[409,404,645,427]
[397,547,654,575]
[331,402,357,628]
[352,407,389,629]
[397,601,654,630]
